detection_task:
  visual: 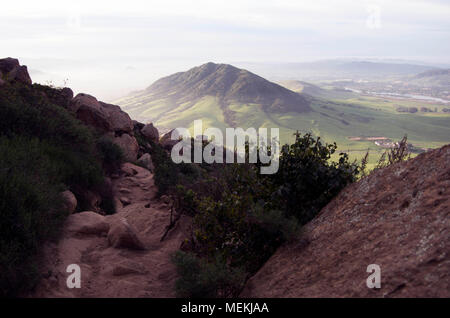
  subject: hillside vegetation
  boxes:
[0,60,124,296]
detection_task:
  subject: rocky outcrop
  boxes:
[242,145,450,298]
[70,93,134,134]
[69,93,140,161]
[113,133,139,162]
[1,58,162,165]
[0,57,32,85]
[141,123,159,142]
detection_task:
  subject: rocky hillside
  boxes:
[0,57,162,296]
[242,145,450,297]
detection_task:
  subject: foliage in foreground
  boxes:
[165,132,360,297]
[0,82,122,296]
[172,251,246,298]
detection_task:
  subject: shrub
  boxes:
[375,135,410,169]
[0,137,66,296]
[152,139,202,196]
[171,132,359,297]
[271,132,358,224]
[97,137,124,172]
[172,251,246,298]
[0,81,116,295]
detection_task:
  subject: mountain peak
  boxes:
[145,63,311,113]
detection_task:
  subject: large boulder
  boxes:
[141,123,159,142]
[61,190,77,214]
[137,153,154,172]
[70,94,111,132]
[113,134,139,162]
[0,57,32,85]
[69,93,133,134]
[100,101,134,133]
[107,218,146,250]
[65,211,110,236]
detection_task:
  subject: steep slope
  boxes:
[242,145,450,297]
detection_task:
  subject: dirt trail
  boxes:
[32,163,189,298]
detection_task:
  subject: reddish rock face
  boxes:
[70,93,134,134]
[113,133,139,162]
[141,123,159,142]
[242,145,450,298]
[0,57,32,85]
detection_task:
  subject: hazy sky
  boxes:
[1,0,449,99]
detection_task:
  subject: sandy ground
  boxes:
[32,163,190,298]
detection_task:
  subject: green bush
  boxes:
[0,81,115,295]
[172,132,359,297]
[172,251,246,298]
[97,137,124,172]
[375,135,410,169]
[272,132,358,224]
[0,137,66,296]
[152,140,202,196]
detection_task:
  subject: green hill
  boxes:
[115,63,450,166]
[116,62,310,125]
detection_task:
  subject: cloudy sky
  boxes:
[1,0,449,99]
